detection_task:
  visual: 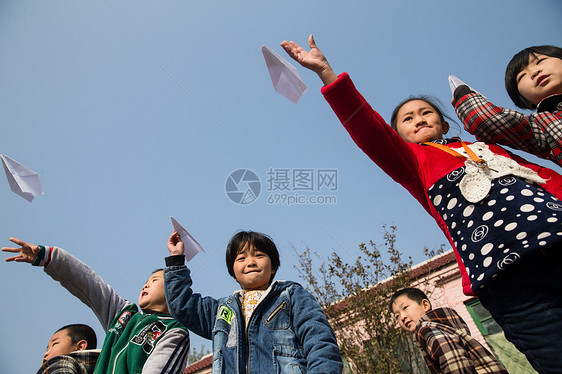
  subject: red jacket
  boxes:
[321,73,562,295]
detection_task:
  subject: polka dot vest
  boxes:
[428,160,562,292]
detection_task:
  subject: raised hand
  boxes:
[167,231,184,256]
[281,34,337,85]
[2,237,40,263]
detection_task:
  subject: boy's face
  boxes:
[391,295,431,333]
[138,270,169,314]
[43,329,80,364]
[517,54,562,106]
[233,243,275,291]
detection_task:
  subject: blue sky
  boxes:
[1,0,561,371]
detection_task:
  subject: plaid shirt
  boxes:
[37,350,100,374]
[455,92,562,167]
[415,308,508,374]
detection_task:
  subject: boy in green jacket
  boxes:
[3,237,190,374]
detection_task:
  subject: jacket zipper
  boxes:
[240,282,278,374]
[266,301,287,323]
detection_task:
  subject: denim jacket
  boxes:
[164,256,343,374]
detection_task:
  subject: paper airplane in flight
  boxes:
[0,154,44,202]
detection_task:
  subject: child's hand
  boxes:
[2,237,40,263]
[167,231,184,256]
[281,34,337,86]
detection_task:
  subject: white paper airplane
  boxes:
[262,45,308,103]
[448,75,476,96]
[0,154,44,202]
[171,217,205,262]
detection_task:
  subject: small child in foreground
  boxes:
[163,230,343,374]
[390,288,508,374]
[39,324,99,374]
[454,45,562,166]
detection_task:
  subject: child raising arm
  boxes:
[453,45,562,167]
[282,35,562,374]
[164,230,343,374]
[3,237,190,374]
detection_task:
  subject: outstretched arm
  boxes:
[281,34,338,86]
[3,237,128,331]
[3,237,41,263]
[452,87,562,165]
[164,232,219,340]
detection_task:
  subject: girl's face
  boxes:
[517,54,562,106]
[395,100,449,143]
[233,242,275,291]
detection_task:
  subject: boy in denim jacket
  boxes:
[164,230,343,374]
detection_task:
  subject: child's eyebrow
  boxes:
[47,337,59,349]
[402,107,433,117]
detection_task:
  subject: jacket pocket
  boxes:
[273,345,306,374]
[264,300,290,330]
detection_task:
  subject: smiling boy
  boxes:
[163,230,343,374]
[3,237,190,374]
[390,288,507,374]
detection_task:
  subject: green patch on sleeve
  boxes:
[217,306,234,324]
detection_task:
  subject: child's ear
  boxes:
[421,299,432,313]
[442,121,450,135]
[76,339,88,351]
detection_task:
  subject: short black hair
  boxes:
[388,288,431,313]
[56,324,97,349]
[226,231,280,284]
[390,95,453,133]
[505,45,562,109]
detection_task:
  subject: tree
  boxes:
[186,344,211,366]
[295,226,441,373]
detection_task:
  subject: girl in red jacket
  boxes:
[282,35,562,374]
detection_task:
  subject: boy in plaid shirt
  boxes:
[390,288,507,374]
[453,45,562,167]
[39,324,100,374]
